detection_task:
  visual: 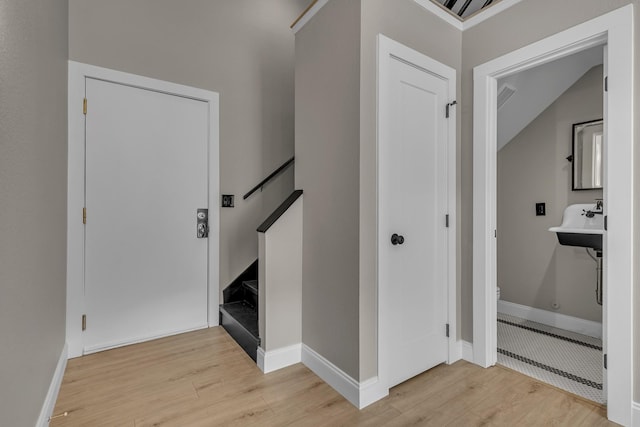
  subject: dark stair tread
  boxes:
[242,280,258,295]
[220,302,260,362]
[220,302,259,338]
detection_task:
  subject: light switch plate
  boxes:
[222,195,234,208]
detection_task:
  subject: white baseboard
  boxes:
[257,344,301,374]
[632,401,640,427]
[498,300,602,339]
[358,377,389,409]
[301,344,360,407]
[36,343,68,427]
[461,340,474,362]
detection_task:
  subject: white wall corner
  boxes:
[257,344,302,374]
[632,401,640,427]
[498,300,602,339]
[36,343,68,427]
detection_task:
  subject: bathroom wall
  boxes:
[0,0,68,424]
[69,0,308,293]
[497,65,604,322]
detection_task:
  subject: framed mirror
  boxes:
[571,119,603,190]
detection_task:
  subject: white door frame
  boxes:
[67,62,220,358]
[376,34,458,399]
[472,6,633,425]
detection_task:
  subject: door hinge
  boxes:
[83,98,87,115]
[445,100,457,118]
[604,76,608,92]
[494,229,497,238]
[82,207,87,224]
[82,314,87,331]
[445,323,450,338]
[604,353,607,369]
[445,214,450,228]
[604,215,607,231]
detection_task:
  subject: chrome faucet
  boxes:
[584,199,604,218]
[595,199,603,211]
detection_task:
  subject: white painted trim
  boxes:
[291,0,330,34]
[83,325,208,355]
[358,377,389,410]
[67,62,220,358]
[413,0,463,31]
[413,0,523,31]
[377,33,457,401]
[632,402,640,427]
[472,6,633,426]
[461,341,474,362]
[301,344,388,409]
[498,300,602,339]
[36,343,68,427]
[257,344,302,374]
[463,0,523,30]
[302,344,360,407]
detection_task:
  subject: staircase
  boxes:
[219,261,260,361]
[219,158,300,364]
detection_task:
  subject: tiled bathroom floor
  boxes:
[497,313,604,404]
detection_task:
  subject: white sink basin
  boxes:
[549,203,603,250]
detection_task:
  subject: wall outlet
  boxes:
[221,194,234,208]
[535,202,546,216]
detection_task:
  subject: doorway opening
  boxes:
[495,45,605,403]
[472,6,633,425]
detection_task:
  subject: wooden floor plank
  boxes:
[51,327,615,427]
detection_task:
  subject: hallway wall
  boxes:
[0,0,69,425]
[69,0,308,293]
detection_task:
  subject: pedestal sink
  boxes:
[548,203,603,251]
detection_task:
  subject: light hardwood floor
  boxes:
[51,327,615,426]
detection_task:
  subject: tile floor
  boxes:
[497,313,604,404]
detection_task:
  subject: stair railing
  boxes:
[243,156,295,200]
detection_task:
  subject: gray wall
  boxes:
[461,0,639,399]
[0,0,68,425]
[498,66,603,322]
[359,0,462,380]
[69,0,307,292]
[295,0,362,379]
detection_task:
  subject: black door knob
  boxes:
[391,233,405,245]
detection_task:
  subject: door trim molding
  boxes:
[472,6,633,425]
[67,62,220,358]
[376,34,458,397]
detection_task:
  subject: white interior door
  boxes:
[379,54,450,387]
[84,78,209,353]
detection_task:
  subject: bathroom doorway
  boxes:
[472,6,633,424]
[495,45,605,403]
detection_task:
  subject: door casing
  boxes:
[472,6,633,425]
[67,61,220,358]
[375,34,458,401]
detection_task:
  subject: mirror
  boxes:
[572,119,603,190]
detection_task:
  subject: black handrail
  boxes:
[257,190,303,233]
[243,157,295,200]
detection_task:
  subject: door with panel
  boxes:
[83,78,210,353]
[379,52,452,388]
